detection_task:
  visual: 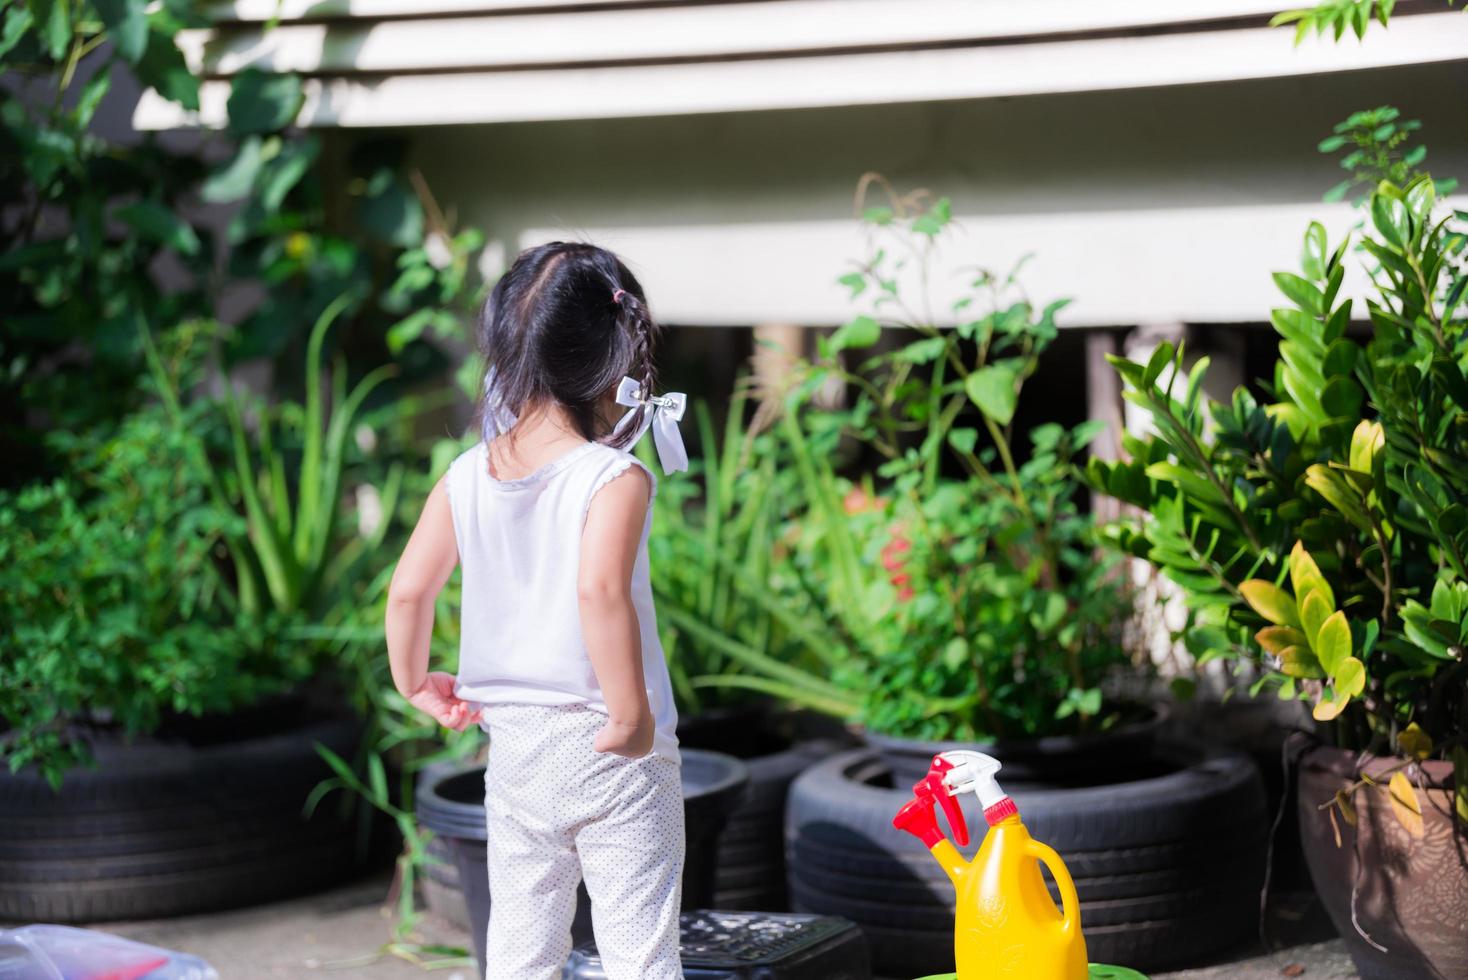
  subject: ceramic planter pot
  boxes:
[1296,739,1468,980]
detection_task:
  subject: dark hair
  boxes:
[473,241,660,449]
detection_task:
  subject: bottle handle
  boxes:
[1025,838,1081,938]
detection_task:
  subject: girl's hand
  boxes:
[594,714,654,758]
[407,672,483,732]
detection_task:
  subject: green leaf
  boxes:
[942,637,968,671]
[1142,341,1174,388]
[94,0,148,62]
[1274,272,1323,315]
[201,136,266,203]
[965,362,1019,425]
[136,26,199,109]
[72,64,112,128]
[1315,611,1352,675]
[259,136,319,211]
[27,0,69,61]
[113,202,200,255]
[837,271,866,297]
[1240,580,1300,628]
[1305,464,1373,531]
[227,68,304,134]
[947,427,978,455]
[0,6,35,61]
[829,315,880,352]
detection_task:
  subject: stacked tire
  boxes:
[711,736,845,910]
[0,713,375,922]
[786,742,1267,976]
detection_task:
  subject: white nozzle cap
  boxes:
[938,750,1008,811]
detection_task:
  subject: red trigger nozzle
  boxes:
[916,755,968,847]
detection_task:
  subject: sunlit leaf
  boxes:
[1397,723,1432,761]
[1387,772,1424,838]
[1241,580,1300,628]
[1316,612,1352,675]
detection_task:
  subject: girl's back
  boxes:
[445,438,680,762]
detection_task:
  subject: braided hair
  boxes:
[473,241,660,450]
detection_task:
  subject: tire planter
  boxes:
[786,740,1267,977]
[678,704,855,911]
[416,748,749,977]
[1296,740,1468,980]
[865,705,1167,790]
[0,703,380,922]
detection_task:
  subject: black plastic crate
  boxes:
[562,909,870,979]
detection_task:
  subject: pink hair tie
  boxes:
[612,288,626,303]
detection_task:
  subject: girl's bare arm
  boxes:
[386,478,479,731]
[578,466,655,758]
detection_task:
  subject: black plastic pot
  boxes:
[416,749,749,976]
[864,703,1168,790]
[677,704,855,910]
[0,698,385,922]
[786,737,1267,976]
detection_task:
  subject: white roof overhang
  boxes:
[134,2,1468,129]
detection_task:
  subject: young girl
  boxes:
[384,242,686,980]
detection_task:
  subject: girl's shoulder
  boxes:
[442,442,487,499]
[582,441,658,505]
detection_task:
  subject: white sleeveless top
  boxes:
[444,439,681,764]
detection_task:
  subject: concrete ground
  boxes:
[88,868,1357,980]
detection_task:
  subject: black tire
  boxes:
[786,741,1267,976]
[0,713,381,923]
[710,736,846,910]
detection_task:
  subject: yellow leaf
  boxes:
[1387,772,1425,838]
[1278,646,1325,679]
[1333,655,1366,697]
[1288,541,1334,609]
[1240,580,1300,628]
[1334,788,1358,826]
[1300,591,1333,649]
[1349,420,1384,473]
[1315,611,1352,675]
[1313,691,1349,721]
[1256,625,1307,655]
[1397,723,1433,761]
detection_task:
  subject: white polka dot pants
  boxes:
[481,703,685,980]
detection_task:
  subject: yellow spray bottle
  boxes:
[892,750,1088,980]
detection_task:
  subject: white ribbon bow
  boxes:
[612,376,688,473]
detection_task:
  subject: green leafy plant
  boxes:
[1271,0,1461,44]
[1,1,479,487]
[682,180,1137,741]
[142,301,402,623]
[1317,106,1457,205]
[0,326,304,789]
[1,1,211,480]
[646,384,823,714]
[1089,172,1468,829]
